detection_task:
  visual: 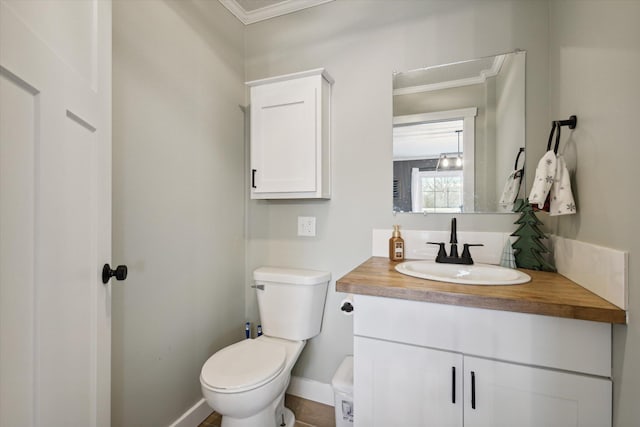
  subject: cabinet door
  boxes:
[251,76,318,194]
[463,356,611,427]
[355,336,463,427]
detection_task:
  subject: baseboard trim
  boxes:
[168,398,211,427]
[287,376,334,407]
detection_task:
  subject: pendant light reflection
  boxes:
[436,129,463,170]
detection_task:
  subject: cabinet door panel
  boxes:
[251,78,317,194]
[355,336,462,427]
[464,356,611,427]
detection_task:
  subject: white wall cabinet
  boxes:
[353,295,612,427]
[247,69,332,199]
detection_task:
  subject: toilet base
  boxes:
[220,393,296,427]
[280,407,295,427]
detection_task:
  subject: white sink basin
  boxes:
[395,260,531,285]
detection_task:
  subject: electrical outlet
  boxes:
[297,216,316,237]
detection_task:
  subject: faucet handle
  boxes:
[461,243,484,264]
[427,242,447,262]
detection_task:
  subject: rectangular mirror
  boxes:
[393,50,526,214]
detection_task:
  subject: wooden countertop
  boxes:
[336,257,626,324]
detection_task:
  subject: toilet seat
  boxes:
[201,339,286,393]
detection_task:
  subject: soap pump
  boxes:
[389,225,405,261]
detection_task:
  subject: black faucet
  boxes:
[427,218,483,265]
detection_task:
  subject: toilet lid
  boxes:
[201,339,286,392]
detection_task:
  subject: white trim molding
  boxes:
[393,54,506,96]
[246,67,334,86]
[219,0,334,25]
[287,375,335,407]
[392,108,478,126]
[168,398,212,427]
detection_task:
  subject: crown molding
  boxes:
[219,0,334,25]
[393,54,507,96]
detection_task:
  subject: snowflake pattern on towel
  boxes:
[529,151,557,209]
[549,157,576,216]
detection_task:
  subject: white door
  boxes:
[464,356,612,427]
[355,336,463,427]
[0,1,112,427]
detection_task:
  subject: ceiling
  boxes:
[219,0,334,25]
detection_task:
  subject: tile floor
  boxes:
[198,394,335,427]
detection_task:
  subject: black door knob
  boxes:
[102,264,128,284]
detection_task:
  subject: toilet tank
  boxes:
[253,267,331,341]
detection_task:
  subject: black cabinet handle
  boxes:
[452,366,456,404]
[251,169,257,188]
[102,264,127,284]
[471,371,476,409]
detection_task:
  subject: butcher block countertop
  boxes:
[336,257,626,324]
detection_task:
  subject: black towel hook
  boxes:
[547,115,577,154]
[556,115,577,129]
[546,121,558,152]
[514,147,525,171]
[553,120,562,154]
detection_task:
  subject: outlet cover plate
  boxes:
[298,216,316,237]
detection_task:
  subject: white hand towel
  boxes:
[499,170,523,210]
[500,239,517,269]
[528,150,557,208]
[549,156,576,216]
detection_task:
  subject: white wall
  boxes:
[548,2,640,425]
[112,1,245,426]
[245,0,550,385]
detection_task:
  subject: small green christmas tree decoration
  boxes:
[511,199,556,272]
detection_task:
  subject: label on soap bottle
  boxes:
[394,242,404,260]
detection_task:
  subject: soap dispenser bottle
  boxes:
[389,225,405,261]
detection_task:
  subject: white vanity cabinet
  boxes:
[247,69,332,199]
[353,295,612,427]
[463,356,611,427]
[356,336,463,426]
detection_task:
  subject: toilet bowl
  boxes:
[200,336,304,427]
[199,267,330,427]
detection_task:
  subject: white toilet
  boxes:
[200,267,331,427]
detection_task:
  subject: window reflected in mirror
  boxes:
[393,119,466,213]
